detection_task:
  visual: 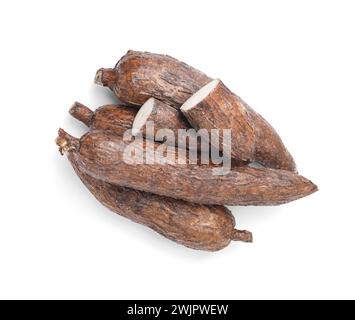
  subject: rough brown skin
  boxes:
[96,51,296,171]
[132,97,190,141]
[250,110,296,172]
[132,98,248,166]
[63,129,317,206]
[182,80,254,162]
[70,100,189,144]
[181,80,297,172]
[70,102,137,135]
[70,102,244,167]
[132,97,206,153]
[95,50,211,109]
[56,129,252,251]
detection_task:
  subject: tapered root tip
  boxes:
[309,181,319,194]
[69,102,94,127]
[56,128,79,155]
[298,177,318,200]
[94,68,117,88]
[231,229,253,243]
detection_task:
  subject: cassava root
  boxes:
[181,79,296,171]
[69,102,232,167]
[96,50,296,171]
[95,50,211,108]
[71,100,190,146]
[132,97,190,141]
[65,129,317,206]
[70,102,137,135]
[57,129,252,251]
[56,49,318,251]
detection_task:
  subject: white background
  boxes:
[0,0,354,300]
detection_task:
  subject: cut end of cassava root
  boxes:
[94,68,117,88]
[232,229,253,243]
[181,78,298,171]
[181,79,219,112]
[132,97,155,136]
[69,102,94,127]
[56,128,79,155]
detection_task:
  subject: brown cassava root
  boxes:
[132,97,190,143]
[57,129,252,251]
[70,102,137,135]
[66,129,317,206]
[95,50,211,108]
[181,79,296,171]
[69,102,231,167]
[96,50,296,171]
[55,50,318,251]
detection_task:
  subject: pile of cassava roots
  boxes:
[56,50,317,252]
